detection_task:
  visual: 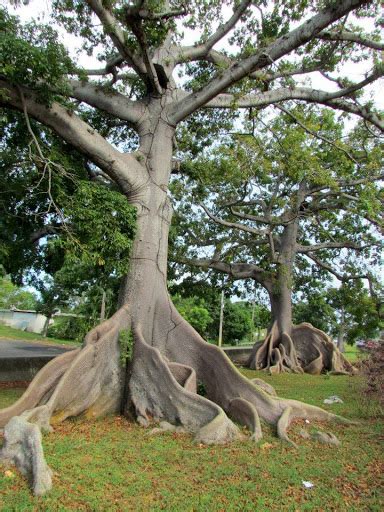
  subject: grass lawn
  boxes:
[0,372,382,511]
[0,324,80,347]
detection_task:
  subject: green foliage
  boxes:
[172,105,382,329]
[327,282,382,345]
[0,107,137,327]
[293,290,336,334]
[221,300,253,345]
[0,8,75,102]
[119,328,134,366]
[46,315,89,343]
[173,294,213,337]
[55,181,137,284]
[0,275,37,310]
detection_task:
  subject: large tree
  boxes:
[175,107,382,374]
[0,0,383,493]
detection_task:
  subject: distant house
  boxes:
[0,308,49,334]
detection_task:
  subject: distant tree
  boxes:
[175,108,382,373]
[172,295,213,339]
[221,301,253,345]
[326,281,382,351]
[0,274,37,310]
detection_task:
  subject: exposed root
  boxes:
[228,398,262,442]
[0,312,125,495]
[250,378,277,396]
[0,348,80,428]
[164,304,351,441]
[167,362,197,393]
[311,431,340,446]
[277,406,297,448]
[0,300,356,496]
[149,421,187,436]
[248,322,355,375]
[129,325,242,444]
[0,416,52,496]
[299,428,340,446]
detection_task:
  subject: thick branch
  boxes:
[0,81,146,195]
[201,0,252,52]
[125,5,187,21]
[318,30,384,50]
[177,0,252,65]
[179,257,269,287]
[169,0,370,123]
[202,71,384,131]
[309,174,384,195]
[30,226,59,244]
[230,208,274,226]
[68,80,145,125]
[298,241,363,253]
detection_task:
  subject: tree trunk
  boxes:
[270,265,294,339]
[248,280,355,375]
[247,222,354,375]
[0,111,353,495]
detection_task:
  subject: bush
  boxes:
[47,315,96,342]
[361,338,384,410]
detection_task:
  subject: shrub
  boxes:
[361,337,384,410]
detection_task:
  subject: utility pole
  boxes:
[100,289,106,321]
[251,296,256,344]
[218,290,224,347]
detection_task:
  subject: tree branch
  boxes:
[229,208,270,224]
[169,0,370,123]
[201,69,384,131]
[318,30,384,50]
[125,10,163,94]
[30,226,59,244]
[200,203,268,236]
[200,0,253,52]
[85,0,145,78]
[305,252,369,282]
[68,80,145,125]
[298,241,363,253]
[178,257,269,286]
[176,0,252,65]
[309,174,384,194]
[0,80,146,196]
[125,5,187,21]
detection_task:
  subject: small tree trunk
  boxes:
[100,290,106,322]
[337,310,346,353]
[41,315,51,338]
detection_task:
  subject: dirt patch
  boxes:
[0,381,30,389]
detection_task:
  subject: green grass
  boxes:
[344,343,365,363]
[0,372,382,511]
[0,324,80,347]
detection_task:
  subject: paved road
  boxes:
[0,339,75,359]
